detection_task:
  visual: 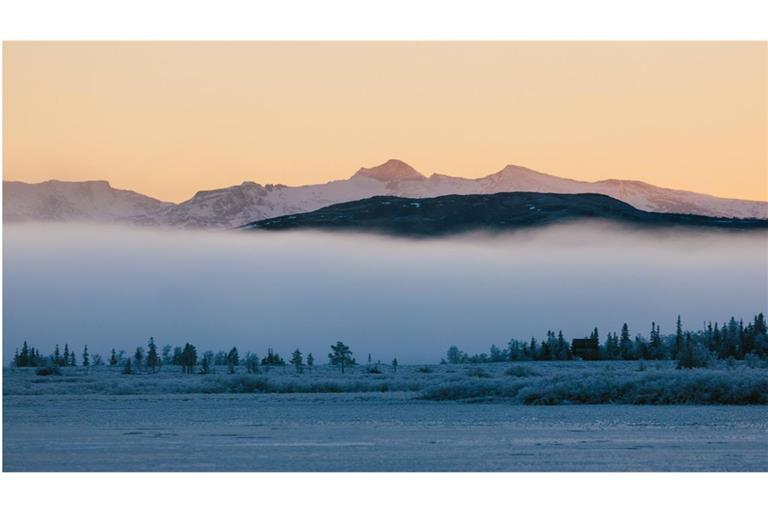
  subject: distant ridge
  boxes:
[3,180,172,223]
[243,192,768,237]
[5,159,767,227]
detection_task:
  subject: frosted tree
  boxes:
[200,351,214,374]
[146,337,159,373]
[606,333,620,360]
[328,341,355,373]
[227,347,240,374]
[244,352,260,373]
[677,333,709,369]
[161,344,173,365]
[649,322,663,360]
[674,315,684,358]
[446,346,463,364]
[180,343,198,374]
[290,349,304,373]
[82,345,90,367]
[109,348,118,366]
[122,359,133,375]
[619,323,634,360]
[306,353,314,371]
[63,344,70,367]
[134,347,144,371]
[391,357,398,372]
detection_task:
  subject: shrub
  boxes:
[35,366,61,376]
[465,367,491,378]
[416,366,434,373]
[504,365,540,378]
[420,381,525,401]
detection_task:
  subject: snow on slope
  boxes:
[5,160,767,227]
[130,159,767,228]
[3,180,172,223]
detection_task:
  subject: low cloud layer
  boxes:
[4,223,766,363]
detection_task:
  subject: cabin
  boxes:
[571,338,599,360]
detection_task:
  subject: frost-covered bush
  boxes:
[504,365,540,378]
[420,380,525,401]
[5,361,767,404]
[465,367,491,378]
[35,366,61,376]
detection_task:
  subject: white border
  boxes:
[2,473,767,511]
[1,0,767,40]
[1,0,767,511]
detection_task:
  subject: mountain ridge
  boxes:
[5,160,767,226]
[243,192,768,237]
[3,179,172,223]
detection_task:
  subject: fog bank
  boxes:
[4,223,767,363]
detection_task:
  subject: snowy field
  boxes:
[4,362,768,471]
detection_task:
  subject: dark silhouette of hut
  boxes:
[571,338,599,360]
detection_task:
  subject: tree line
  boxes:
[12,313,765,373]
[445,313,767,369]
[11,338,395,375]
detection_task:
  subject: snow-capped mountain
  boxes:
[131,159,766,228]
[3,180,172,223]
[5,159,767,228]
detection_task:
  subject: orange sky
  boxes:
[3,41,766,203]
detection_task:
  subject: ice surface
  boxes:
[3,363,768,471]
[4,393,767,471]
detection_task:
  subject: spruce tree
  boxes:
[619,323,634,360]
[180,343,198,374]
[82,345,90,367]
[290,349,304,373]
[226,347,240,374]
[146,337,159,373]
[306,353,314,371]
[556,330,569,360]
[200,354,211,375]
[392,357,398,372]
[674,315,684,358]
[649,322,663,360]
[134,347,144,370]
[328,341,354,373]
[19,341,30,367]
[606,333,620,360]
[109,348,118,366]
[63,344,70,367]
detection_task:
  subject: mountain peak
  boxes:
[497,164,549,177]
[352,159,425,182]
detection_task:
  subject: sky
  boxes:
[3,41,766,203]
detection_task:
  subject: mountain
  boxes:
[243,192,768,237]
[3,180,172,223]
[127,159,433,229]
[137,159,765,228]
[5,159,766,227]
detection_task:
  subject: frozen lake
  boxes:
[4,393,767,471]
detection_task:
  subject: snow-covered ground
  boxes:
[4,363,767,471]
